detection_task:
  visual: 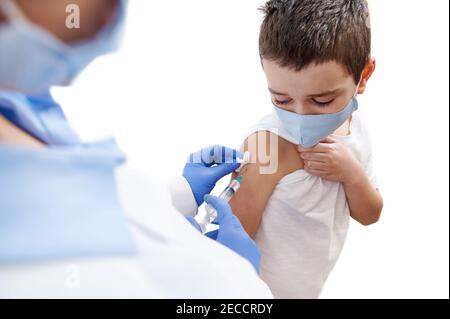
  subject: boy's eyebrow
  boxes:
[268,87,343,97]
[268,88,289,96]
[307,88,342,98]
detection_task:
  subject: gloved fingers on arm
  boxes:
[210,162,242,181]
[188,145,244,167]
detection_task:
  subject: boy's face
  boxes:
[263,59,373,115]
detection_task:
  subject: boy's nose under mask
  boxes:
[274,97,359,148]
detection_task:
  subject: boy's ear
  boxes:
[357,57,376,94]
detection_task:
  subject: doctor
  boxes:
[0,0,272,298]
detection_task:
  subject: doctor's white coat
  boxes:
[0,166,273,299]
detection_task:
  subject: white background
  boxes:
[53,0,449,298]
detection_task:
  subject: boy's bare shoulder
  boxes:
[241,130,304,178]
[231,131,304,237]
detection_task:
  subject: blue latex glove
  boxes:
[183,145,244,206]
[203,195,261,273]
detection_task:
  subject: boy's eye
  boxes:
[273,98,292,106]
[312,98,334,107]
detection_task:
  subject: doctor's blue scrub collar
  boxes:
[0,90,81,145]
[0,139,136,263]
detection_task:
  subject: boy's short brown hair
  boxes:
[259,0,371,84]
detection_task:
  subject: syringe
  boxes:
[199,175,244,234]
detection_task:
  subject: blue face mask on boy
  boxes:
[0,0,128,94]
[274,97,359,148]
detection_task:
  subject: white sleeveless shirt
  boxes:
[246,108,378,299]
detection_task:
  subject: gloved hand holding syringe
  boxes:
[197,151,250,234]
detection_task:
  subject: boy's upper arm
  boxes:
[229,131,303,238]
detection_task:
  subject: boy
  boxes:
[230,0,383,298]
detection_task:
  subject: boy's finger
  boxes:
[305,167,328,177]
[299,142,331,154]
[305,160,328,170]
[300,152,328,162]
[297,145,312,152]
[321,136,337,144]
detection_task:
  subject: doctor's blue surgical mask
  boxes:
[274,97,359,148]
[0,0,128,94]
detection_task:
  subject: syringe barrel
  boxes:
[201,177,242,233]
[218,184,238,202]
